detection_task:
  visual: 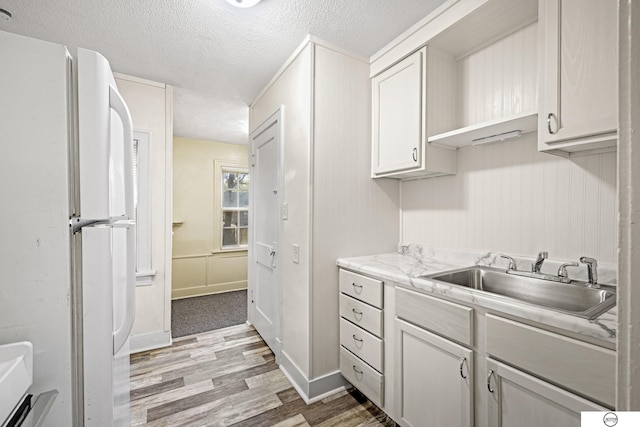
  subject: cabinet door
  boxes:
[372,48,425,175]
[395,319,473,427]
[486,358,608,427]
[539,0,617,153]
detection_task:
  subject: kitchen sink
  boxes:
[421,266,616,319]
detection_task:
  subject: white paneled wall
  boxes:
[402,134,617,264]
[457,22,538,127]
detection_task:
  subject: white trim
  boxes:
[133,131,153,277]
[250,36,367,111]
[113,72,166,88]
[129,330,172,354]
[217,162,249,251]
[369,0,460,64]
[307,35,369,63]
[307,41,317,386]
[248,108,284,361]
[251,38,312,108]
[135,270,156,287]
[164,84,174,339]
[279,351,349,404]
[617,0,640,410]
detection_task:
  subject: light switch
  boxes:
[292,244,299,264]
[282,202,288,220]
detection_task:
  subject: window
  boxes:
[133,131,154,284]
[221,169,249,249]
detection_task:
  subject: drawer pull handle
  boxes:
[352,308,363,318]
[352,283,363,292]
[547,112,558,134]
[459,357,467,379]
[487,370,495,393]
[352,365,363,375]
[352,334,363,343]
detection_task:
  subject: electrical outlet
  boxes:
[292,244,300,264]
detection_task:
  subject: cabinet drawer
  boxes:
[340,293,383,338]
[486,314,615,407]
[340,318,383,372]
[340,346,383,408]
[396,286,473,346]
[339,269,383,308]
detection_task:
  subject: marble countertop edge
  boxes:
[336,248,617,347]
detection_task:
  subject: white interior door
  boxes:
[249,110,282,359]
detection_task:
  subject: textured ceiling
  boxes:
[0,0,446,144]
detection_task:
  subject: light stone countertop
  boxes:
[336,244,617,347]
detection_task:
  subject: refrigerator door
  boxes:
[78,48,134,222]
[81,226,132,427]
[78,48,135,427]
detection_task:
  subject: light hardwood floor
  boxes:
[130,323,396,426]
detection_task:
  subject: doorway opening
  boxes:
[170,137,250,337]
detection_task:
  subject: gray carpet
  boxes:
[171,290,248,338]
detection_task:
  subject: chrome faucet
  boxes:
[500,254,517,271]
[580,256,600,288]
[557,262,579,282]
[532,251,548,273]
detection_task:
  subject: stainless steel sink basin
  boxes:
[422,266,616,319]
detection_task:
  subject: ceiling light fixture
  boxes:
[225,0,262,8]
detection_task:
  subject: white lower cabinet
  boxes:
[338,269,386,409]
[395,318,473,427]
[338,270,614,427]
[486,358,607,427]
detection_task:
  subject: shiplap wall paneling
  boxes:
[426,22,538,142]
[250,43,313,377]
[426,48,457,137]
[456,22,538,127]
[401,135,617,264]
[312,44,400,377]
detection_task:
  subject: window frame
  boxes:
[214,160,249,253]
[133,131,155,285]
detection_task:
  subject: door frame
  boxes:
[248,107,284,363]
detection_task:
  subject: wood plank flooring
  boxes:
[130,323,397,426]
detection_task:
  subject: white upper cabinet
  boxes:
[372,48,456,179]
[370,0,540,179]
[538,0,618,155]
[372,48,425,176]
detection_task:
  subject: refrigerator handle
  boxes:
[112,222,136,355]
[109,85,134,220]
[109,85,136,355]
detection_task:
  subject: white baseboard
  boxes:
[129,330,172,354]
[279,351,349,404]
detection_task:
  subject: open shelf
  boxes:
[428,111,538,148]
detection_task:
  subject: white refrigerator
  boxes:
[0,30,136,426]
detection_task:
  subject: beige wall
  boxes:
[115,74,173,352]
[172,136,249,299]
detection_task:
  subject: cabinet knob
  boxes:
[412,147,418,162]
